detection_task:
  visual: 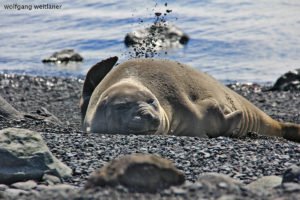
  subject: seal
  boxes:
[81,57,300,142]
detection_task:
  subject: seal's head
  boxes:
[84,79,169,135]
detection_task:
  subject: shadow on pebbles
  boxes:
[0,74,300,199]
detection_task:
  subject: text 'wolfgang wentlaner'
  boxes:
[3,3,62,11]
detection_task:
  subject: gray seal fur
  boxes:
[81,57,300,142]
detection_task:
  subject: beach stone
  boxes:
[85,153,185,192]
[42,49,83,63]
[125,22,189,54]
[282,165,300,184]
[0,128,72,184]
[247,176,282,191]
[0,184,8,191]
[11,180,37,191]
[2,188,29,199]
[197,173,244,193]
[270,68,300,91]
[42,174,62,185]
[282,182,300,192]
[45,184,77,191]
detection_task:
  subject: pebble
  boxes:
[170,187,187,195]
[42,174,62,185]
[11,180,37,191]
[0,184,8,191]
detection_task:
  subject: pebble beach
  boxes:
[0,73,299,199]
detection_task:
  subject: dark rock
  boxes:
[0,128,72,184]
[270,69,300,91]
[85,153,185,192]
[42,49,83,63]
[282,165,300,184]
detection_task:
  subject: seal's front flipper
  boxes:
[281,122,300,143]
[200,99,242,137]
[80,57,118,121]
[222,110,243,137]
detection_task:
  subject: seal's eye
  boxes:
[147,99,158,109]
[146,99,155,104]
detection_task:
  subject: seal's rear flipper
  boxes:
[281,122,300,143]
[80,57,118,121]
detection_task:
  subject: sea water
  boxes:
[0,0,299,84]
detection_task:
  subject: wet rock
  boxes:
[0,128,72,184]
[42,49,83,63]
[247,176,282,191]
[11,180,37,191]
[282,165,300,184]
[85,153,185,192]
[125,22,189,57]
[270,69,300,91]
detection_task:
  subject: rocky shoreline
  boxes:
[0,73,300,199]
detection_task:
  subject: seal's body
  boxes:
[81,57,300,142]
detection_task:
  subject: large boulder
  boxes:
[85,153,185,192]
[0,95,23,120]
[0,95,62,125]
[0,128,72,184]
[125,22,189,57]
[270,69,300,91]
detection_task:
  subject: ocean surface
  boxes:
[0,0,300,84]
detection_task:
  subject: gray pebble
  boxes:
[11,180,37,191]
